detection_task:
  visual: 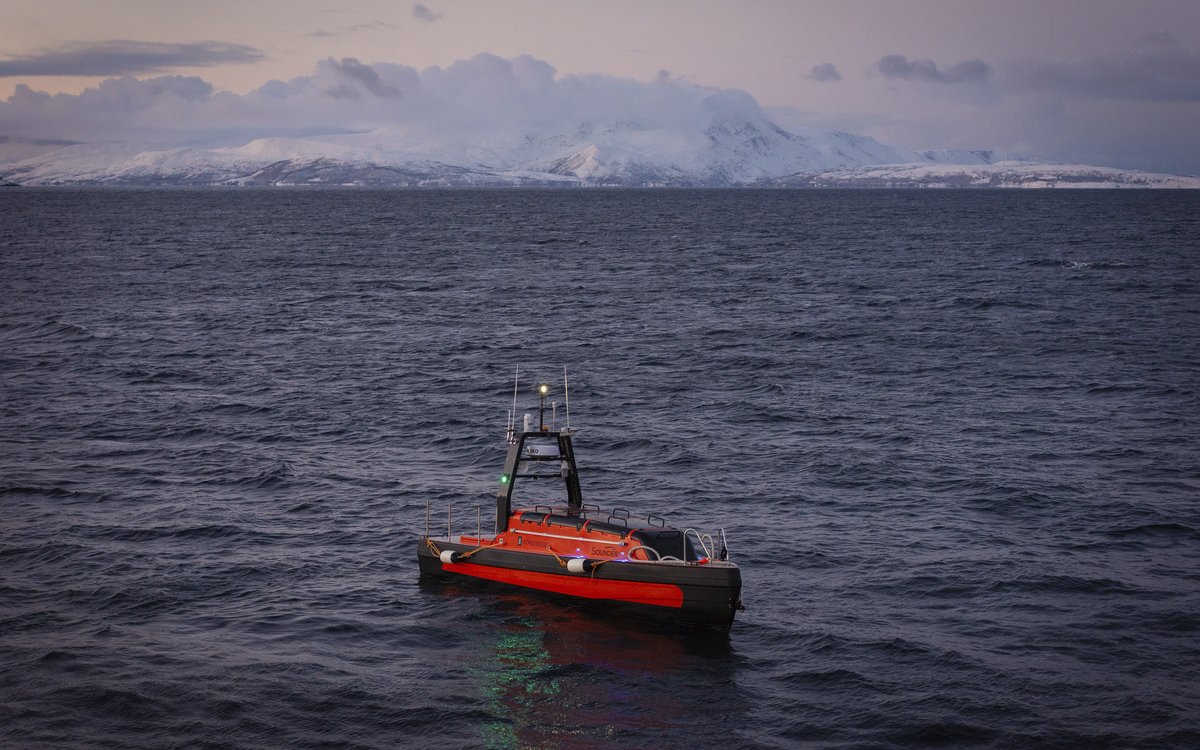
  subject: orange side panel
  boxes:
[443,561,685,609]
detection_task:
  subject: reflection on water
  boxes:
[439,586,738,749]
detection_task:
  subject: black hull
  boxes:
[418,538,742,631]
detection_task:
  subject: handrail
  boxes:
[683,528,713,560]
[433,495,731,565]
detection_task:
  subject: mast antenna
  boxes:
[507,366,519,443]
[563,366,570,431]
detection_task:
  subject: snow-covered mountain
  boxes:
[770,162,1200,189]
[1,86,1194,188]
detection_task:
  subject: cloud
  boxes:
[806,63,841,83]
[0,40,264,77]
[307,21,394,39]
[0,75,228,146]
[875,54,990,84]
[0,53,774,153]
[412,4,443,23]
[350,21,397,32]
[322,57,402,99]
[1007,49,1200,102]
[0,135,78,145]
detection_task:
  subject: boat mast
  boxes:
[495,373,584,530]
[559,430,583,516]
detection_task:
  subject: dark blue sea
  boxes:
[2,188,1199,749]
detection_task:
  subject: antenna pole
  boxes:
[508,366,519,442]
[563,366,570,431]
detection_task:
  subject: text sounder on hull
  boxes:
[417,368,744,631]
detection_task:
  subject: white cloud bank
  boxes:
[0,53,750,150]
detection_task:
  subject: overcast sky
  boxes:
[2,0,1198,174]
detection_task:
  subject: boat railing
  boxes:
[427,499,732,560]
[684,529,715,560]
[521,503,668,530]
[426,501,488,547]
